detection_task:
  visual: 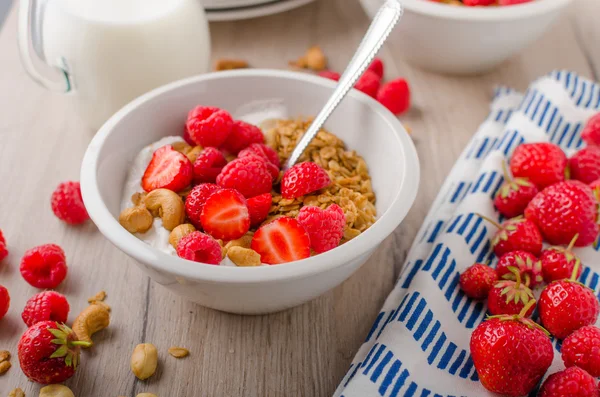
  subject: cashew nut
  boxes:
[169,224,196,249]
[131,192,147,206]
[186,146,203,163]
[171,141,192,154]
[0,360,10,374]
[144,189,185,231]
[119,206,153,233]
[87,290,106,304]
[223,233,254,255]
[131,343,158,380]
[9,388,24,397]
[227,246,261,267]
[72,304,110,346]
[168,346,190,358]
[39,385,74,397]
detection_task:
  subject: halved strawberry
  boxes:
[247,193,272,227]
[251,217,310,264]
[200,188,250,240]
[142,145,193,192]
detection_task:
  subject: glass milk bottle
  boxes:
[18,0,211,130]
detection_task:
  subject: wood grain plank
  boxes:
[571,0,600,79]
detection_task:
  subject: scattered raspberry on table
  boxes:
[21,291,70,327]
[0,285,9,320]
[0,229,7,262]
[50,181,89,225]
[20,244,68,289]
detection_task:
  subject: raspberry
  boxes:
[297,204,345,253]
[193,147,227,184]
[583,112,600,146]
[367,58,384,79]
[562,326,600,377]
[463,0,495,5]
[50,182,89,225]
[22,291,70,327]
[318,70,340,81]
[510,143,567,189]
[568,146,600,184]
[238,143,280,180]
[20,244,68,289]
[0,229,7,262]
[0,285,9,320]
[186,106,233,147]
[219,120,265,155]
[216,155,273,198]
[498,0,533,4]
[354,70,381,98]
[538,367,599,397]
[376,79,411,115]
[185,183,222,229]
[176,231,222,265]
[247,193,272,228]
[281,162,331,199]
[459,263,497,300]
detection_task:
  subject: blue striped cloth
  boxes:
[334,71,600,397]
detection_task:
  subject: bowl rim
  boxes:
[80,69,420,284]
[398,0,573,21]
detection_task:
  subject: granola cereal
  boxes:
[266,119,377,243]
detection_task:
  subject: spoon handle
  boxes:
[283,0,403,171]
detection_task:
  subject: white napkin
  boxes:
[334,71,600,397]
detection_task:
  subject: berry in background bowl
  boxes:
[80,70,419,314]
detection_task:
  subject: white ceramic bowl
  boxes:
[360,0,572,75]
[80,70,419,314]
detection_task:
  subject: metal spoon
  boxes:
[283,0,403,171]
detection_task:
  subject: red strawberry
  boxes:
[470,301,553,396]
[238,143,280,181]
[376,78,411,116]
[539,262,599,339]
[176,231,222,265]
[354,70,381,98]
[200,188,250,240]
[479,215,543,257]
[367,58,384,79]
[463,0,495,5]
[582,112,600,146]
[459,263,498,300]
[21,291,70,327]
[216,155,273,198]
[509,143,567,189]
[251,217,310,264]
[247,193,272,228]
[538,367,599,397]
[0,229,7,262]
[184,183,222,229]
[281,162,331,199]
[219,120,265,155]
[186,106,233,147]
[318,70,341,81]
[495,250,542,287]
[561,325,600,377]
[297,204,346,253]
[494,163,538,218]
[141,145,193,193]
[0,285,9,320]
[540,234,583,283]
[18,321,90,384]
[193,147,227,184]
[569,146,600,184]
[20,244,67,289]
[525,180,599,247]
[50,181,89,225]
[488,267,536,317]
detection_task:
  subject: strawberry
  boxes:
[200,188,250,241]
[509,143,567,189]
[297,204,346,253]
[459,263,498,300]
[219,120,265,155]
[216,155,273,198]
[494,162,538,218]
[539,261,599,339]
[251,217,310,264]
[18,321,90,384]
[561,325,600,377]
[186,106,233,148]
[568,146,600,184]
[367,58,384,79]
[479,215,543,257]
[376,79,410,116]
[488,267,536,317]
[591,178,600,201]
[318,70,341,81]
[247,193,272,228]
[582,112,600,146]
[141,145,193,193]
[192,147,227,184]
[495,250,543,288]
[470,300,553,396]
[540,234,583,283]
[184,183,222,229]
[525,180,599,247]
[354,70,380,98]
[538,367,599,397]
[281,162,331,199]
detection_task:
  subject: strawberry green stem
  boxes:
[71,341,92,347]
[501,160,512,183]
[475,213,501,229]
[519,299,536,317]
[571,257,581,281]
[567,233,579,251]
[523,273,531,288]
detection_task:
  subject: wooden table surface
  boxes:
[1,1,599,396]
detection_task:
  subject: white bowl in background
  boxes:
[359,0,572,75]
[80,69,419,314]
